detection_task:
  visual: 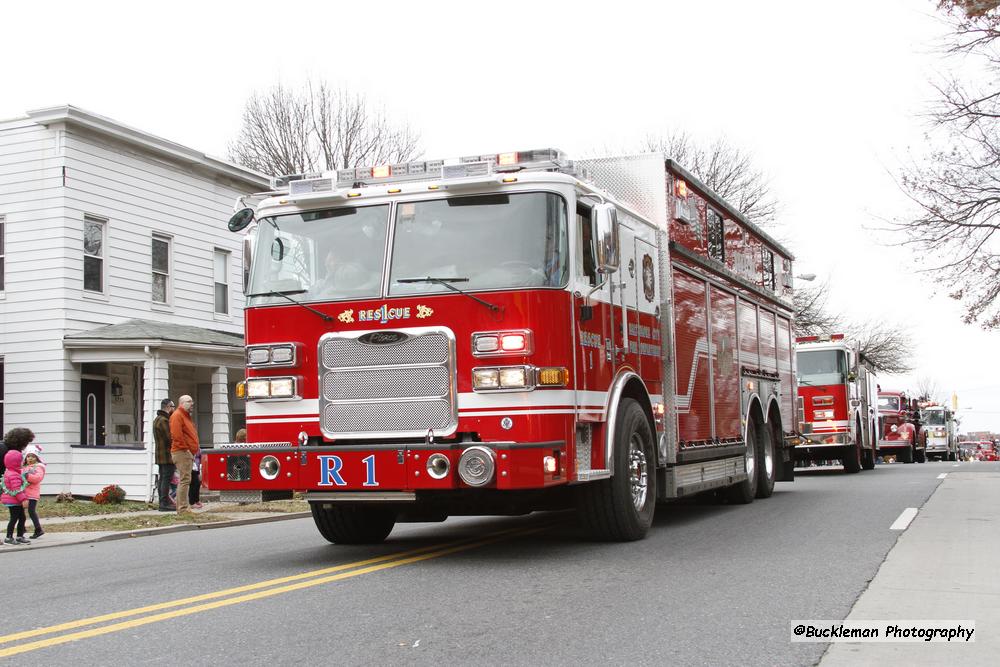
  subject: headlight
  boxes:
[891,425,898,433]
[245,377,297,399]
[246,378,272,398]
[259,455,280,480]
[813,409,835,420]
[472,368,500,389]
[270,345,295,364]
[247,347,271,365]
[499,367,528,388]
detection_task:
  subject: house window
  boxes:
[214,249,229,314]
[762,248,775,291]
[83,216,106,293]
[707,209,724,262]
[152,234,171,304]
[0,215,6,293]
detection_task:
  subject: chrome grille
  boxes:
[321,334,448,369]
[319,328,457,438]
[322,366,450,401]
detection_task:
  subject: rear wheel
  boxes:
[310,503,397,544]
[899,444,914,464]
[861,447,876,470]
[727,412,761,504]
[755,415,778,498]
[915,448,926,463]
[576,398,656,541]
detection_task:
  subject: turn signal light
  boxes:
[537,367,568,386]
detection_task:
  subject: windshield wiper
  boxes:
[246,290,333,322]
[396,277,500,313]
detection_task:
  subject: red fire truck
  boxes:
[206,149,798,543]
[877,390,925,463]
[794,334,879,472]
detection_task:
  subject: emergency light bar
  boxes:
[271,148,571,195]
[795,333,845,343]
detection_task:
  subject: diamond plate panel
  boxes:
[323,366,450,401]
[576,153,667,228]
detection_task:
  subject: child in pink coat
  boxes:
[23,445,45,539]
[2,449,30,545]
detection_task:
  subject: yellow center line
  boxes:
[0,523,536,646]
[0,526,544,658]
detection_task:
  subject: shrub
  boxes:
[56,492,76,503]
[93,484,127,504]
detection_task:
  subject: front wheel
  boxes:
[861,447,876,470]
[310,503,396,544]
[915,448,926,463]
[576,398,657,541]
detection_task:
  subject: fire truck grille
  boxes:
[318,329,457,437]
[322,366,450,401]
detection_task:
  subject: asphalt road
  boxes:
[5,460,989,666]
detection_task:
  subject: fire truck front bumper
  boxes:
[203,441,568,499]
[877,439,910,452]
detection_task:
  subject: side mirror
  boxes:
[228,207,255,232]
[847,371,857,382]
[594,203,620,273]
[271,238,286,261]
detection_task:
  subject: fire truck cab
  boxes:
[205,149,798,543]
[794,335,879,472]
[878,391,925,463]
[919,403,957,461]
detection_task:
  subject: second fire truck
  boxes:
[877,390,925,463]
[794,334,879,472]
[204,149,798,543]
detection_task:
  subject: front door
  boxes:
[81,379,106,446]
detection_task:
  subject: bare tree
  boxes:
[642,132,778,228]
[914,376,944,402]
[847,321,915,374]
[793,280,842,336]
[229,81,421,177]
[894,3,1000,328]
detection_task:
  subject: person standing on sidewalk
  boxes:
[169,395,199,514]
[153,398,176,511]
[1,428,34,545]
[22,444,45,539]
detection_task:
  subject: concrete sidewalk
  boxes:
[822,472,1000,666]
[0,501,311,552]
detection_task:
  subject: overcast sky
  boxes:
[4,0,997,432]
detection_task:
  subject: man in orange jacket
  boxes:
[169,395,199,513]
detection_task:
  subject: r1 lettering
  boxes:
[318,455,346,486]
[362,454,378,487]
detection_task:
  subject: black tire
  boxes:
[755,415,778,498]
[844,420,862,474]
[915,448,926,463]
[310,503,396,544]
[861,447,875,470]
[576,398,656,541]
[726,412,761,504]
[899,445,914,464]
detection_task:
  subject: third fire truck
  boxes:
[919,402,957,461]
[794,334,879,472]
[204,149,798,543]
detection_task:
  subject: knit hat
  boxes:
[23,444,43,463]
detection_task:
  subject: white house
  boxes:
[0,106,268,500]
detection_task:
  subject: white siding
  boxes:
[0,112,262,500]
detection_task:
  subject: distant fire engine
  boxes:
[205,149,798,543]
[794,334,879,472]
[878,390,925,463]
[919,402,957,461]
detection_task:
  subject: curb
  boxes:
[4,512,312,553]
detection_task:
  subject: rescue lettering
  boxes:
[358,305,412,324]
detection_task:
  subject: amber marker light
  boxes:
[388,188,402,194]
[235,382,246,399]
[537,367,568,387]
[347,192,362,198]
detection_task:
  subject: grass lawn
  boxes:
[221,499,309,513]
[46,513,232,532]
[36,498,154,518]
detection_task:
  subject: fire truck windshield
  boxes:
[248,204,390,305]
[878,396,900,411]
[388,192,567,295]
[796,349,847,386]
[921,410,946,425]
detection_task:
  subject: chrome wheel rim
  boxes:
[762,423,774,480]
[746,422,757,481]
[629,434,648,510]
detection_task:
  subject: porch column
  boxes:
[212,366,231,445]
[143,352,170,502]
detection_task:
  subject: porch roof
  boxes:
[64,318,244,352]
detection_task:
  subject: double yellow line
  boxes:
[0,524,542,658]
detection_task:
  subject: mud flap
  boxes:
[777,443,795,482]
